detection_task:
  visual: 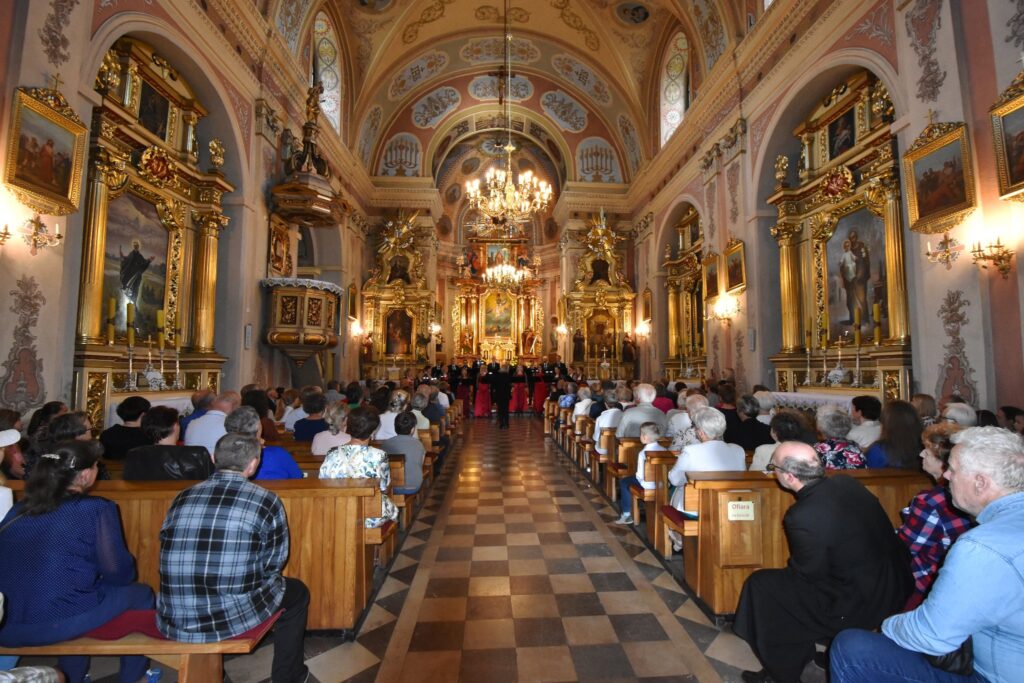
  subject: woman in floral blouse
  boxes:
[813,405,866,469]
[897,422,974,609]
[319,406,397,528]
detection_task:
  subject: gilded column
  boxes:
[771,223,804,352]
[191,211,229,352]
[667,283,680,359]
[875,178,910,343]
[76,148,128,344]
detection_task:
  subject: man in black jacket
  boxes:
[486,364,513,429]
[733,441,911,683]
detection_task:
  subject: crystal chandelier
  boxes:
[465,0,553,228]
[484,263,526,290]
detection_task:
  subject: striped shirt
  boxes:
[157,470,288,642]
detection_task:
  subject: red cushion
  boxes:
[661,506,687,528]
[83,609,283,642]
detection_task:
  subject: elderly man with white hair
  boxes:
[615,383,667,438]
[572,385,594,423]
[831,427,1024,683]
[592,390,624,460]
[753,391,775,425]
[941,401,977,427]
[667,393,709,452]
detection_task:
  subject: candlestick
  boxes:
[107,297,116,321]
[125,346,138,391]
[174,328,181,352]
[126,302,135,326]
[853,306,861,327]
[854,326,862,347]
[873,324,882,345]
[147,334,153,364]
[157,331,165,351]
[159,347,165,385]
[156,309,165,332]
[872,302,881,324]
[852,345,862,387]
[803,341,811,385]
[173,347,183,389]
[127,325,135,348]
[107,321,115,345]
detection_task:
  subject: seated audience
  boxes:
[0,441,154,683]
[615,384,667,438]
[324,380,343,404]
[897,422,973,610]
[557,382,578,410]
[345,382,364,410]
[668,407,746,501]
[572,386,594,422]
[380,411,426,496]
[865,400,923,468]
[652,384,674,413]
[830,427,1024,683]
[592,394,624,460]
[369,385,391,414]
[0,439,12,518]
[588,381,616,419]
[124,406,213,481]
[25,401,67,438]
[27,412,94,476]
[615,422,668,525]
[996,405,1023,431]
[940,401,977,427]
[0,431,28,480]
[242,389,281,442]
[669,394,709,452]
[735,441,912,683]
[750,409,817,472]
[813,405,865,469]
[716,383,741,435]
[976,409,999,427]
[409,392,431,431]
[179,390,213,440]
[312,401,351,456]
[753,390,775,425]
[911,393,938,428]
[183,391,240,456]
[725,395,774,451]
[376,389,411,441]
[292,392,329,442]
[319,407,398,528]
[158,433,309,682]
[98,396,151,460]
[224,407,301,480]
[847,395,882,449]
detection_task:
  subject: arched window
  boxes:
[313,11,342,132]
[660,32,689,146]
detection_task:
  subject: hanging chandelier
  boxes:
[484,263,526,290]
[465,0,553,228]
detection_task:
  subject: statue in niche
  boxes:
[621,333,636,363]
[590,259,610,284]
[388,255,412,284]
[460,328,475,355]
[572,329,585,363]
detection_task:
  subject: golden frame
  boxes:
[347,283,358,320]
[724,240,746,293]
[990,71,1024,201]
[641,287,653,321]
[902,121,976,234]
[4,88,88,216]
[702,251,721,302]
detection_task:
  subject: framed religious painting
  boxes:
[347,283,358,320]
[4,87,88,215]
[903,121,976,233]
[641,288,653,321]
[724,239,746,293]
[702,251,720,301]
[990,74,1024,200]
[821,206,889,343]
[483,290,513,338]
[384,308,413,356]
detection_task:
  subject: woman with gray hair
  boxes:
[312,401,351,456]
[814,405,865,469]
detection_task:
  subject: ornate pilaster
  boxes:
[771,222,804,352]
[191,211,230,352]
[868,176,909,344]
[667,283,681,359]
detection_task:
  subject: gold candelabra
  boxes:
[970,238,1015,279]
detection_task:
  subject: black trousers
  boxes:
[496,400,510,427]
[272,577,310,683]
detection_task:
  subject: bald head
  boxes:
[772,441,825,489]
[213,391,241,413]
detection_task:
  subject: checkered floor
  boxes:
[82,416,775,682]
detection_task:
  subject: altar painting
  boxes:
[587,311,615,358]
[102,191,169,339]
[483,291,513,337]
[487,243,513,266]
[825,207,888,341]
[385,309,413,355]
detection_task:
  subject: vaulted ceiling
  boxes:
[269,1,757,183]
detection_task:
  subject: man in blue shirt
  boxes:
[223,406,303,480]
[830,426,1024,683]
[178,389,212,440]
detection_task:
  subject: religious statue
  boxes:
[774,154,790,185]
[460,328,474,355]
[522,327,538,355]
[208,138,225,169]
[572,329,585,363]
[621,333,636,363]
[305,82,324,123]
[360,332,374,361]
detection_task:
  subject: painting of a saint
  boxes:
[826,207,887,341]
[1002,107,1024,187]
[704,260,719,300]
[388,254,411,284]
[138,81,170,140]
[385,310,412,355]
[912,139,968,219]
[483,291,512,337]
[828,108,856,159]
[487,244,512,267]
[102,192,169,339]
[14,108,76,197]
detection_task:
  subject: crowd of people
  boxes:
[0,376,460,682]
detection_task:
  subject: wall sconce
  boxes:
[634,320,651,339]
[925,233,962,270]
[351,320,364,337]
[971,238,1015,279]
[429,322,441,335]
[708,294,741,323]
[0,215,63,255]
[556,323,568,336]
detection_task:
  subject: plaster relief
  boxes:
[905,0,946,102]
[0,276,47,412]
[934,289,977,405]
[40,0,80,67]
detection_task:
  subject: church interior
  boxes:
[1,0,1023,681]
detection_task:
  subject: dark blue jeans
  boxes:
[619,476,641,516]
[0,582,154,683]
[830,629,986,683]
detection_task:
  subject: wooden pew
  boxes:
[630,447,678,545]
[8,478,380,631]
[543,399,553,435]
[571,414,590,466]
[656,468,931,616]
[604,437,641,501]
[591,427,618,487]
[557,407,572,452]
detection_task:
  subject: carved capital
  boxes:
[770,222,802,244]
[192,210,230,237]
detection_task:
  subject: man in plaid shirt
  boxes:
[157,433,309,682]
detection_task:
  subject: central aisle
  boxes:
[234,417,763,683]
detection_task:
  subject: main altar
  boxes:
[449,223,544,365]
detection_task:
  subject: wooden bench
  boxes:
[0,610,279,682]
[604,437,641,501]
[656,468,931,615]
[8,479,380,631]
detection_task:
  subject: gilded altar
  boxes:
[766,71,911,401]
[360,212,438,378]
[564,212,635,378]
[72,38,233,429]
[662,204,707,380]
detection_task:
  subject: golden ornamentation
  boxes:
[774,154,790,185]
[86,372,107,431]
[138,146,176,188]
[403,0,456,44]
[777,370,789,392]
[185,372,202,390]
[990,67,1024,200]
[96,49,122,93]
[281,296,298,325]
[307,297,323,326]
[883,370,900,402]
[902,117,976,234]
[817,165,855,202]
[207,373,219,394]
[871,79,894,120]
[305,83,323,124]
[208,139,225,169]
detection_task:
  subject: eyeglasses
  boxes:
[763,462,790,475]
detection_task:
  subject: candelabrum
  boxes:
[925,233,962,270]
[852,344,862,387]
[802,344,812,386]
[123,345,139,392]
[970,238,1015,279]
[172,348,183,389]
